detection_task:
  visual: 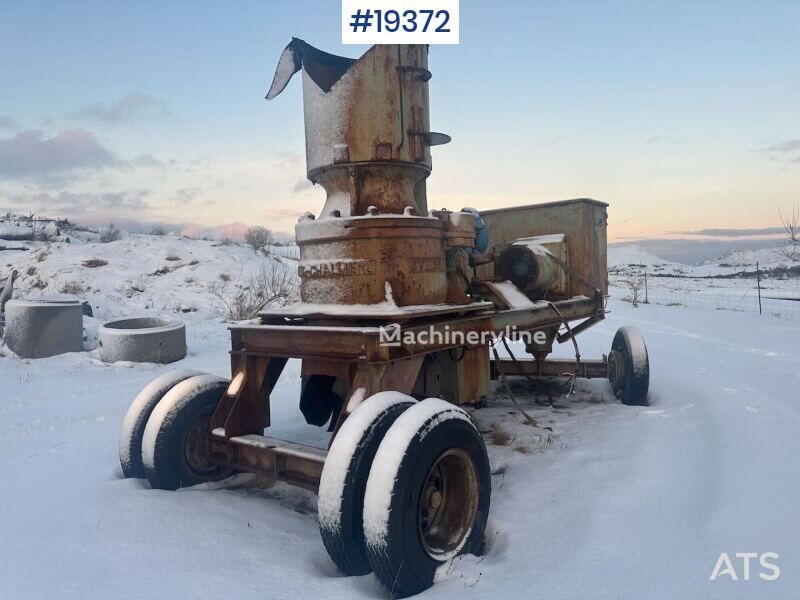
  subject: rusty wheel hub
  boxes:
[608,349,625,392]
[418,449,478,559]
[182,416,217,477]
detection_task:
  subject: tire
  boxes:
[609,326,650,406]
[363,398,491,598]
[119,369,202,478]
[318,391,416,576]
[141,374,231,490]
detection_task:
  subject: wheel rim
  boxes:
[608,349,625,392]
[418,449,478,559]
[182,415,218,477]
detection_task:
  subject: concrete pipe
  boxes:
[98,317,186,364]
[3,297,84,358]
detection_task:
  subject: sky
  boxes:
[1,0,798,252]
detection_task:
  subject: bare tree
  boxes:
[244,226,273,254]
[99,222,122,243]
[778,205,800,263]
[624,272,645,307]
[208,259,297,320]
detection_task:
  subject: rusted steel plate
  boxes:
[490,296,602,332]
[479,198,609,297]
[491,358,609,379]
[234,296,601,363]
[258,300,493,322]
[211,431,327,492]
[231,325,375,360]
[296,213,449,306]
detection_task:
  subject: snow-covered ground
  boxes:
[1,235,798,598]
[1,233,298,321]
[609,245,800,319]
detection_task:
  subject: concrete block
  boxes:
[4,297,84,358]
[98,317,186,364]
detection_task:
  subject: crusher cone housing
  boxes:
[266,39,473,309]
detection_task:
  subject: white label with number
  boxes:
[342,0,459,45]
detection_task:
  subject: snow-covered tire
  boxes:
[363,398,491,598]
[609,326,650,406]
[318,391,416,575]
[119,369,202,478]
[141,374,231,490]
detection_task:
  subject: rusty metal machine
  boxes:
[119,39,650,598]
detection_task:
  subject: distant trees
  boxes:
[244,226,273,254]
[778,205,800,263]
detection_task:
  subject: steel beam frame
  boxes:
[209,296,606,490]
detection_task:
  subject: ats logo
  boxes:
[709,552,780,582]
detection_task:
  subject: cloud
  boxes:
[4,190,151,216]
[180,221,250,240]
[211,222,251,239]
[264,207,304,221]
[129,154,163,168]
[0,129,168,181]
[0,115,17,130]
[757,140,800,153]
[74,92,172,123]
[676,227,785,238]
[173,187,202,205]
[275,154,303,171]
[0,129,116,178]
[291,179,313,193]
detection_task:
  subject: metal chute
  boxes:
[266,38,356,100]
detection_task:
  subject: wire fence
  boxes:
[636,289,800,320]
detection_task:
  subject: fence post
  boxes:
[756,261,762,315]
[644,270,649,304]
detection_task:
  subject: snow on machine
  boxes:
[119,39,650,598]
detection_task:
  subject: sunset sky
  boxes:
[1,0,798,253]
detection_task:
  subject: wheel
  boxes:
[608,326,650,406]
[141,373,232,490]
[318,391,416,575]
[119,369,202,478]
[363,398,491,598]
